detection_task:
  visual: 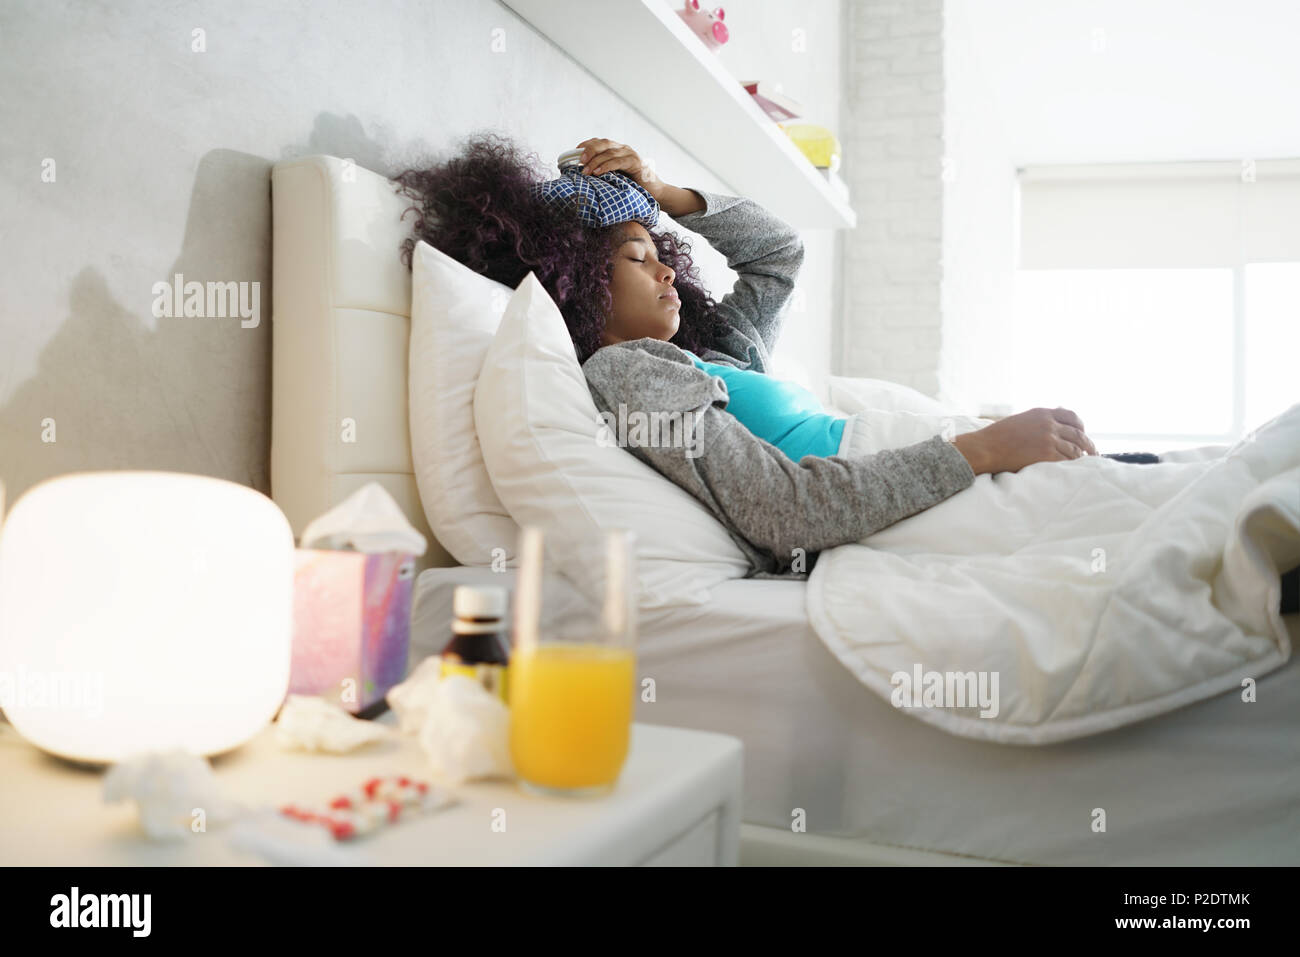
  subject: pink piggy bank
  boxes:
[677,0,729,50]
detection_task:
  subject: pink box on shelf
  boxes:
[290,548,417,713]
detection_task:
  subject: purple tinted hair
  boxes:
[394,131,728,363]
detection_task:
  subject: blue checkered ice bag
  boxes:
[530,148,660,229]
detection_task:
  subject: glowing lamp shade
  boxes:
[0,472,295,763]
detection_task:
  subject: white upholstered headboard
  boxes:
[270,155,454,569]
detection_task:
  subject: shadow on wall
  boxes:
[0,113,426,510]
[280,111,444,187]
[0,148,273,507]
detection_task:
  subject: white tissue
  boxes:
[274,695,393,753]
[419,677,514,785]
[387,664,514,786]
[298,481,428,555]
[103,750,243,840]
[384,655,445,734]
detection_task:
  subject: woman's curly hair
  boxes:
[394,131,729,363]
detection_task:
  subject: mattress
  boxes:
[410,566,1300,865]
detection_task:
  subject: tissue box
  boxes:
[290,548,416,713]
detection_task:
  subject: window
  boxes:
[1010,269,1234,444]
[1013,161,1300,453]
[1244,262,1300,432]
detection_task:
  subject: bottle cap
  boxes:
[453,585,507,621]
[556,148,585,173]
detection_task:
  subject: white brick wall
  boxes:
[839,0,1016,409]
[840,0,946,397]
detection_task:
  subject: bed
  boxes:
[270,154,1300,866]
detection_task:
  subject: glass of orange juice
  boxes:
[508,525,637,798]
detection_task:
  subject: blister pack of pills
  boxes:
[280,776,457,841]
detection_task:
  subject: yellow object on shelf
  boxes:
[779,123,841,171]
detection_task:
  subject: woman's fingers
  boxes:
[1049,408,1095,456]
[574,138,603,171]
[576,139,626,174]
[1054,438,1083,461]
[1059,423,1097,456]
[585,148,629,176]
[580,148,609,174]
[1052,407,1086,434]
[576,138,614,158]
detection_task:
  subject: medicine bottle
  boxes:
[441,585,510,703]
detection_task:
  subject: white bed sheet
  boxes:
[410,566,1300,865]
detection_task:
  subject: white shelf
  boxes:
[503,0,856,230]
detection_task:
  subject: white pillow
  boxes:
[828,374,951,416]
[409,240,521,566]
[473,272,751,608]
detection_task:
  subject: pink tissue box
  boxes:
[290,548,417,713]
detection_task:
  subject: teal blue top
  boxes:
[683,351,847,461]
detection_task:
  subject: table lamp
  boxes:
[0,471,295,764]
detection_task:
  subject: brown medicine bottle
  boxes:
[440,585,510,703]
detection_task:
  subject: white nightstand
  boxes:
[0,714,743,866]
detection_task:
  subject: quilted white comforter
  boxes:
[806,403,1300,745]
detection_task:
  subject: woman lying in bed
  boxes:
[394,132,1300,609]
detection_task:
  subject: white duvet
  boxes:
[806,403,1300,745]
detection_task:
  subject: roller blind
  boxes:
[1018,160,1300,268]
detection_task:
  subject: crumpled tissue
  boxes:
[387,657,514,786]
[274,694,393,753]
[103,750,244,840]
[298,481,427,554]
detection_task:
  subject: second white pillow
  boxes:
[473,272,751,608]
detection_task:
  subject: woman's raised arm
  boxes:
[671,188,805,371]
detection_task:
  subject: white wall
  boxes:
[0,0,843,505]
[685,0,845,398]
[938,0,1015,412]
[960,0,1300,165]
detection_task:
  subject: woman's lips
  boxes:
[659,290,680,303]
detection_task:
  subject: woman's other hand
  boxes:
[952,407,1098,475]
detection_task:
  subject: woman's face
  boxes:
[600,223,680,348]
